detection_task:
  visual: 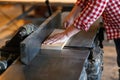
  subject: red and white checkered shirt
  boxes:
[74,0,120,40]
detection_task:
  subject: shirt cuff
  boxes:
[73,20,90,31]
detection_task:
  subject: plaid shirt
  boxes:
[74,0,120,40]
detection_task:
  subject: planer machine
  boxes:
[0,9,104,80]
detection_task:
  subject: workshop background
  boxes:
[0,4,118,80]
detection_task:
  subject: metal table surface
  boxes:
[66,26,99,48]
[0,49,90,80]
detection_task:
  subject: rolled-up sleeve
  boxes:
[74,0,109,31]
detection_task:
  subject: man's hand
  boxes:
[43,25,80,45]
[43,31,69,45]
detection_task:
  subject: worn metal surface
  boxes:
[20,9,61,64]
[0,49,90,80]
[65,27,98,49]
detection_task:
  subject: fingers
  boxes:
[43,38,54,44]
[43,34,59,44]
[43,37,60,44]
[43,33,66,45]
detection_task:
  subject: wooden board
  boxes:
[41,29,69,50]
[0,0,76,6]
[0,0,75,3]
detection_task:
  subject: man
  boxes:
[44,0,120,77]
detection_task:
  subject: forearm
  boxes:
[74,0,108,31]
[67,5,81,20]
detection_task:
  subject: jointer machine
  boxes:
[0,8,104,80]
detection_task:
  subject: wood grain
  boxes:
[41,29,68,50]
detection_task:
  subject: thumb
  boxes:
[64,22,69,28]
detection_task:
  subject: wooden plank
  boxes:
[0,0,75,3]
[0,0,76,6]
[41,29,69,50]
